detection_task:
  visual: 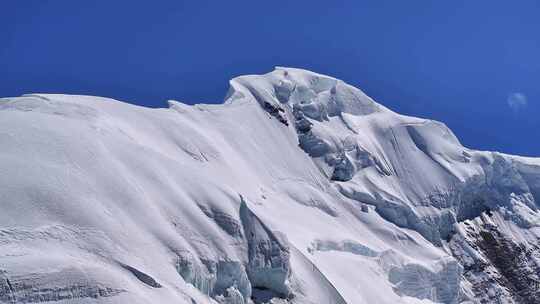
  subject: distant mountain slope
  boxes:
[1,68,539,304]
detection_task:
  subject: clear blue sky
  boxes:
[1,1,539,156]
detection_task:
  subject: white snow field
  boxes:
[1,67,540,304]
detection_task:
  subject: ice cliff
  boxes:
[1,67,540,303]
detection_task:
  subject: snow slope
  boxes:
[1,67,539,304]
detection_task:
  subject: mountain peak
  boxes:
[1,69,540,304]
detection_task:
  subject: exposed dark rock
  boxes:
[120,264,162,288]
[449,216,540,304]
[262,101,288,126]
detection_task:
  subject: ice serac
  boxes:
[1,68,540,304]
[239,197,292,299]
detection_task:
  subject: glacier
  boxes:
[1,67,539,304]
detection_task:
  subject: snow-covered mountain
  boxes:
[1,67,540,304]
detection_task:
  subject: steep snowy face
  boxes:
[226,68,540,244]
[1,68,540,304]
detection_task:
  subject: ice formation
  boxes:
[1,67,540,303]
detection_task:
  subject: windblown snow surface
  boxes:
[1,67,540,304]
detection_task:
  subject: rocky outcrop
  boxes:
[120,264,161,288]
[450,213,540,304]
